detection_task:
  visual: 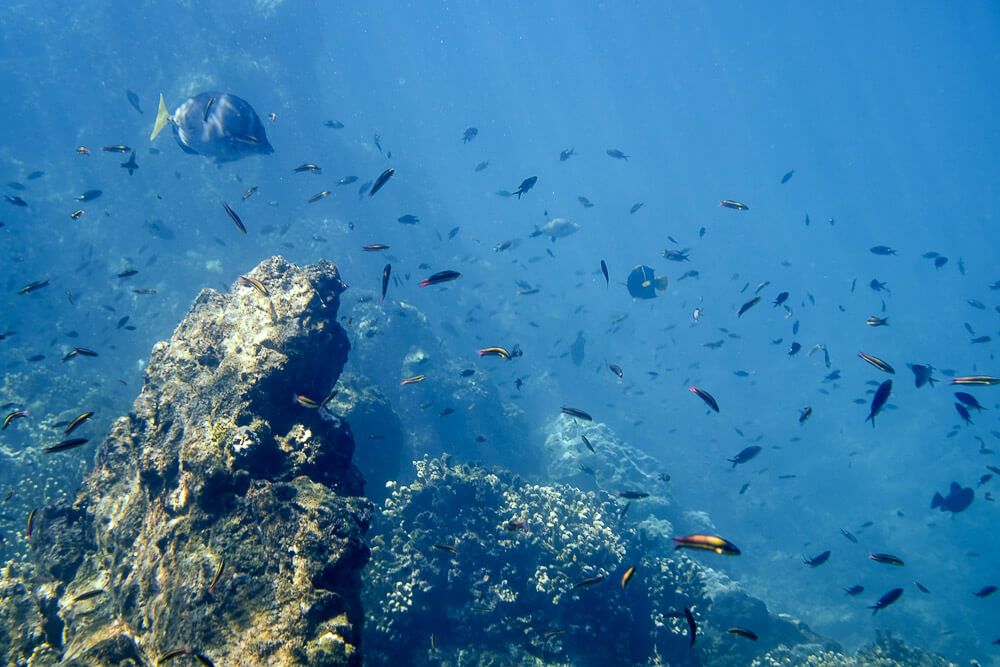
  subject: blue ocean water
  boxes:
[1,1,998,663]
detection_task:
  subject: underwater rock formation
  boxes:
[4,257,373,666]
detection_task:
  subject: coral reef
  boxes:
[0,257,372,666]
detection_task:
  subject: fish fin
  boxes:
[949,482,961,493]
[150,93,172,141]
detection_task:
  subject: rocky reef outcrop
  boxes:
[2,257,372,666]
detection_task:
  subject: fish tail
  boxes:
[930,492,943,509]
[150,93,172,141]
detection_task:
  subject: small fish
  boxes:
[5,195,27,207]
[459,369,475,377]
[323,120,344,129]
[73,588,107,602]
[397,214,420,225]
[840,528,858,543]
[970,335,991,344]
[869,278,890,294]
[798,406,812,424]
[772,292,789,307]
[378,264,392,303]
[737,296,761,317]
[559,148,575,161]
[914,581,930,593]
[362,244,390,252]
[337,175,358,186]
[616,491,649,500]
[64,411,94,435]
[865,380,892,427]
[561,406,592,421]
[607,566,633,595]
[581,435,595,453]
[869,587,903,614]
[120,152,139,175]
[117,269,138,278]
[368,167,395,197]
[478,347,511,360]
[293,394,319,408]
[803,550,831,567]
[689,386,719,413]
[672,534,741,555]
[572,574,606,588]
[908,363,938,388]
[954,392,985,411]
[461,127,478,143]
[76,189,102,202]
[308,190,331,203]
[727,627,758,641]
[719,199,749,211]
[400,374,426,385]
[239,275,269,297]
[858,351,895,374]
[26,508,36,541]
[18,280,49,295]
[222,202,246,234]
[606,148,629,160]
[419,270,461,288]
[728,446,761,468]
[76,146,91,155]
[474,161,489,172]
[293,163,322,174]
[577,196,594,208]
[866,316,889,327]
[42,437,90,454]
[973,585,997,598]
[787,342,801,357]
[242,186,258,200]
[208,558,226,594]
[608,363,623,379]
[844,585,865,596]
[955,402,973,425]
[629,202,644,214]
[868,552,904,566]
[968,298,986,310]
[950,375,1000,386]
[102,145,131,153]
[600,260,609,287]
[69,209,85,220]
[934,256,949,269]
[3,410,28,430]
[870,246,897,256]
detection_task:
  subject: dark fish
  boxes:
[26,171,43,180]
[18,279,49,294]
[222,202,246,233]
[662,248,690,262]
[728,446,761,468]
[448,227,460,239]
[76,189,102,202]
[865,380,892,427]
[616,491,649,500]
[561,406,592,421]
[970,335,991,344]
[73,588,107,602]
[572,574,606,589]
[150,92,272,162]
[973,585,997,598]
[858,351,894,374]
[577,196,594,208]
[293,163,322,174]
[5,195,27,207]
[600,260,609,287]
[951,375,1000,386]
[419,270,460,288]
[459,369,475,377]
[955,402,973,425]
[787,342,801,357]
[120,151,139,175]
[780,170,795,184]
[43,438,89,454]
[799,406,812,424]
[772,292,789,306]
[474,161,489,172]
[803,550,831,567]
[439,408,454,417]
[337,175,358,185]
[3,410,28,430]
[606,148,629,160]
[908,363,938,388]
[866,316,889,327]
[242,186,258,200]
[955,392,985,411]
[840,528,858,543]
[6,181,25,191]
[307,190,331,203]
[870,246,896,256]
[728,627,758,641]
[609,363,623,379]
[559,148,575,161]
[117,269,138,278]
[397,214,420,225]
[719,199,749,211]
[844,585,864,595]
[102,145,132,153]
[462,127,478,143]
[630,202,644,214]
[934,256,948,269]
[689,386,719,413]
[869,278,890,294]
[931,482,974,514]
[64,411,94,435]
[26,508,36,541]
[868,552,904,566]
[323,120,344,129]
[126,89,143,114]
[672,534,741,555]
[381,264,391,303]
[968,298,986,310]
[513,176,537,199]
[581,435,595,453]
[368,167,395,197]
[914,581,930,593]
[869,587,903,614]
[737,296,761,317]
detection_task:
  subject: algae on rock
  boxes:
[9,257,372,666]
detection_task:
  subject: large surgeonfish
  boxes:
[150,92,273,162]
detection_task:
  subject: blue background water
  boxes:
[1,1,998,662]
